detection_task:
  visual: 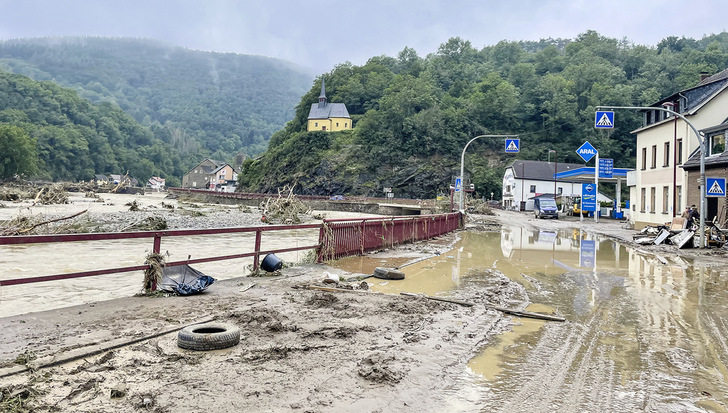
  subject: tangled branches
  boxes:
[260,185,310,224]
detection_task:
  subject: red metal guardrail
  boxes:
[168,187,433,205]
[0,213,461,288]
[318,212,461,261]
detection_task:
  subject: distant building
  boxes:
[502,160,613,211]
[147,176,166,191]
[307,77,352,132]
[182,159,238,191]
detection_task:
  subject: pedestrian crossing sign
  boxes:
[595,111,614,129]
[706,177,726,197]
[505,138,520,153]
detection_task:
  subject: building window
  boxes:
[557,187,562,194]
[336,122,339,127]
[315,122,318,127]
[530,185,536,193]
[650,187,656,213]
[663,186,669,214]
[345,123,348,127]
[651,145,657,168]
[641,147,647,170]
[641,188,646,212]
[710,133,725,156]
[322,126,326,131]
[677,139,683,164]
[505,185,511,194]
[663,142,670,167]
[677,185,682,211]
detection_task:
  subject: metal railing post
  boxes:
[253,229,262,271]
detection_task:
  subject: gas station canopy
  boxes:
[554,167,633,183]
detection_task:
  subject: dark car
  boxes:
[534,197,559,219]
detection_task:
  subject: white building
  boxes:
[630,68,728,228]
[502,160,613,211]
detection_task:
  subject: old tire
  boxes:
[177,323,240,351]
[373,267,405,280]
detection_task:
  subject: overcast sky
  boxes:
[1,0,726,73]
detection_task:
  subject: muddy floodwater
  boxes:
[334,226,728,412]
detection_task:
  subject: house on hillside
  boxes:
[502,160,613,211]
[307,77,352,132]
[629,68,728,228]
[182,159,238,191]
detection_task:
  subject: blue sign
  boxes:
[455,177,462,192]
[581,183,597,212]
[595,111,614,129]
[580,240,596,268]
[706,177,726,197]
[576,141,598,163]
[505,138,520,153]
[599,158,613,178]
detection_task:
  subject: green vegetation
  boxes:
[0,36,314,173]
[0,70,185,184]
[240,31,728,199]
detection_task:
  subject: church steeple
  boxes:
[318,76,327,108]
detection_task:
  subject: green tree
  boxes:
[0,124,38,178]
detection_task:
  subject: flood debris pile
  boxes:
[633,217,728,248]
[0,209,88,236]
[260,185,310,224]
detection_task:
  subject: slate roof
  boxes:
[507,160,586,180]
[308,102,351,119]
[652,67,728,114]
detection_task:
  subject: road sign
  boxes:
[581,183,597,212]
[580,240,596,268]
[595,111,614,129]
[576,141,597,163]
[455,177,462,192]
[706,177,726,197]
[599,158,613,178]
[505,138,520,153]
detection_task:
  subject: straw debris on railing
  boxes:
[142,252,166,294]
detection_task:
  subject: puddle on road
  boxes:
[331,225,728,411]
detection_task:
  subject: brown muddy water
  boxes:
[333,226,728,412]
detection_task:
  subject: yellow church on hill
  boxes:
[307,77,352,132]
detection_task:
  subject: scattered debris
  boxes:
[260,185,310,224]
[121,216,167,232]
[0,209,88,236]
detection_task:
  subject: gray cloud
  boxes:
[0,0,726,72]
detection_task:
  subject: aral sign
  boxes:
[576,141,597,163]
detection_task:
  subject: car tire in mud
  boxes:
[373,267,405,280]
[177,323,241,351]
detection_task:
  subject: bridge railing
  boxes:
[0,213,460,288]
[168,187,433,205]
[318,212,461,261]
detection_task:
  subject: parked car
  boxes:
[534,197,559,219]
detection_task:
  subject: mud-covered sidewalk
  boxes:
[0,231,525,413]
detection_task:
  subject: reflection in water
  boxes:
[335,225,728,410]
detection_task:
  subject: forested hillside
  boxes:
[239,31,728,199]
[0,71,184,184]
[0,37,314,158]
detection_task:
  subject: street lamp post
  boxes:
[459,134,518,212]
[596,105,707,248]
[549,149,558,199]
